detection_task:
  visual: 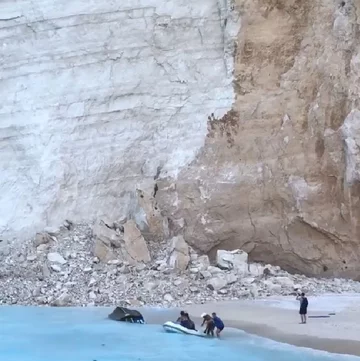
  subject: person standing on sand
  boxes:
[296,292,308,324]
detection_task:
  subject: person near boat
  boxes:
[212,312,225,337]
[201,313,215,336]
[176,311,196,330]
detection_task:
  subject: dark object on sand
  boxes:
[108,307,145,324]
[308,315,330,319]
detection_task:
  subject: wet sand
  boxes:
[140,295,360,357]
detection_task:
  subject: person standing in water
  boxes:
[296,292,308,324]
[211,312,224,337]
[201,313,215,336]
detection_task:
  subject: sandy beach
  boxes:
[141,294,360,357]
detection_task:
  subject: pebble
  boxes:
[51,265,62,272]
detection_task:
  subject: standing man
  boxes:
[296,292,308,324]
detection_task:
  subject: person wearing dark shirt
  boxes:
[201,313,215,337]
[184,313,196,330]
[176,311,186,323]
[296,292,309,324]
[211,312,224,337]
[180,317,193,329]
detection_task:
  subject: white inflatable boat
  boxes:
[163,321,205,337]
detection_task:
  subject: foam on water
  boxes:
[0,306,359,361]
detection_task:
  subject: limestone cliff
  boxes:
[1,0,360,279]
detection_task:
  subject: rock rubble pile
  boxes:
[1,221,360,307]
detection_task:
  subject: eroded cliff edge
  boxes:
[157,0,360,278]
[1,0,360,279]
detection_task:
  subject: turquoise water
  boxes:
[0,307,358,361]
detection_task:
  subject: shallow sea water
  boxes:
[0,306,359,361]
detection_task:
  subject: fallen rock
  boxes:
[43,227,60,236]
[42,264,51,278]
[27,254,37,262]
[36,244,49,252]
[123,220,151,264]
[0,241,10,257]
[93,238,116,263]
[168,235,190,271]
[207,277,227,291]
[134,189,169,242]
[34,233,52,247]
[47,252,66,265]
[225,273,238,285]
[196,255,210,270]
[108,259,121,265]
[51,264,62,272]
[274,276,295,288]
[248,263,265,277]
[92,220,122,248]
[200,270,212,279]
[163,293,174,302]
[216,249,248,273]
[207,266,223,274]
[52,292,71,307]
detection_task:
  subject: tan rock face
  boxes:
[168,235,190,270]
[156,0,360,279]
[123,220,151,264]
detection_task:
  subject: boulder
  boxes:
[200,270,212,279]
[36,244,49,252]
[51,264,62,272]
[42,264,51,278]
[163,293,174,302]
[92,220,122,248]
[248,263,265,277]
[225,273,238,285]
[196,255,210,270]
[207,266,223,274]
[52,292,71,307]
[43,227,60,236]
[133,189,169,242]
[93,238,116,263]
[274,276,295,288]
[27,254,37,261]
[123,220,151,264]
[34,232,52,247]
[216,249,248,273]
[262,280,282,293]
[0,241,10,257]
[47,252,66,265]
[168,235,190,270]
[207,277,227,291]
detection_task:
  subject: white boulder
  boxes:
[216,249,248,273]
[207,277,227,291]
[47,252,66,265]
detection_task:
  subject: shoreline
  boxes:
[2,295,360,357]
[184,297,360,357]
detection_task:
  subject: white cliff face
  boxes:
[0,1,240,238]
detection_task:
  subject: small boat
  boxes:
[108,307,145,324]
[163,321,206,337]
